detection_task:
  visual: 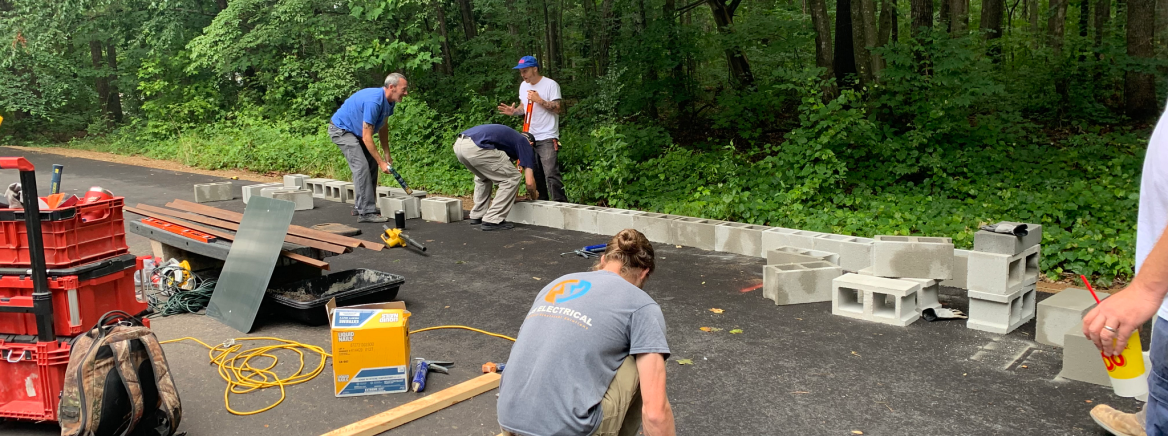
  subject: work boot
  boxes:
[1091,404,1146,436]
[358,213,389,223]
[481,221,514,231]
[469,218,483,225]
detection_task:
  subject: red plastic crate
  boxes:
[0,259,147,336]
[0,339,69,422]
[0,197,128,268]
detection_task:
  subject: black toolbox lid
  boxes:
[0,253,137,280]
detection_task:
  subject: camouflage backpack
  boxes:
[58,311,182,436]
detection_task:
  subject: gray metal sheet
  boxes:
[206,196,295,333]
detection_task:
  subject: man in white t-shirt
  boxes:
[497,56,568,202]
[1086,97,1168,436]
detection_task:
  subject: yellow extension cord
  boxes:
[159,325,515,416]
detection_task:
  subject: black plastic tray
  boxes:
[262,269,404,326]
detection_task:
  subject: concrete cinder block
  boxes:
[506,201,537,224]
[832,274,921,327]
[243,183,282,204]
[378,196,421,220]
[871,236,955,280]
[1037,288,1109,347]
[966,244,1040,295]
[410,190,428,198]
[941,249,971,289]
[858,267,940,312]
[967,286,1037,334]
[343,183,356,204]
[283,174,308,189]
[671,218,722,251]
[1059,321,1113,386]
[260,186,287,199]
[974,222,1043,255]
[715,222,768,257]
[322,181,348,203]
[764,261,844,305]
[305,178,334,199]
[633,213,683,244]
[561,204,602,234]
[762,228,823,251]
[814,235,873,272]
[270,189,313,210]
[597,209,645,237]
[193,182,233,203]
[531,201,566,229]
[420,197,462,223]
[376,186,396,199]
[766,246,839,266]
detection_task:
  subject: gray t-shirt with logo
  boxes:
[497,270,670,436]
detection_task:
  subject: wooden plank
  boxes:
[169,199,383,251]
[125,206,330,270]
[135,204,347,255]
[320,373,501,436]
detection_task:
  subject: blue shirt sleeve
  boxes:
[363,95,385,131]
[515,136,537,169]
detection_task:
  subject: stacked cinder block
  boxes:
[966,224,1042,334]
[270,189,314,210]
[283,174,309,190]
[343,184,357,204]
[322,181,349,203]
[831,274,922,326]
[857,267,940,315]
[305,178,334,199]
[766,246,839,266]
[242,182,282,204]
[377,196,421,219]
[420,197,463,223]
[764,261,843,305]
[193,182,233,203]
[857,235,955,319]
[1037,288,1107,347]
[761,228,823,252]
[813,235,873,272]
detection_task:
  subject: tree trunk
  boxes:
[215,0,228,10]
[1094,0,1110,45]
[1125,0,1157,118]
[861,0,880,75]
[850,0,873,82]
[456,0,477,40]
[1048,0,1068,52]
[982,0,1005,39]
[878,0,895,45]
[89,40,110,119]
[706,0,755,88]
[542,0,556,72]
[1027,0,1039,30]
[911,0,934,37]
[582,0,596,75]
[950,0,969,34]
[434,0,455,75]
[1080,0,1090,37]
[940,0,951,32]
[892,4,900,41]
[810,0,838,95]
[597,0,615,75]
[836,0,860,83]
[105,42,122,123]
[1159,0,1168,50]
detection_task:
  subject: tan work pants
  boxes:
[453,136,521,225]
[501,356,642,436]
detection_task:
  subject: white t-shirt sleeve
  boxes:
[546,80,562,101]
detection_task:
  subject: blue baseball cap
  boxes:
[512,56,539,69]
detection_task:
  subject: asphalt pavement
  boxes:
[0,146,1139,436]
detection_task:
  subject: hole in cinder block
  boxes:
[775,264,802,271]
[802,261,835,269]
[838,287,863,313]
[882,236,910,242]
[1022,290,1036,319]
[1025,252,1039,277]
[919,237,948,243]
[1008,257,1024,287]
[872,293,897,319]
[1009,294,1024,324]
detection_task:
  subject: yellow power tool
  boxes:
[381,225,427,252]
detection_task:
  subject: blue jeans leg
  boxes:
[1147,316,1168,434]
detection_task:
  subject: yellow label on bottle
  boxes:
[1102,332,1146,380]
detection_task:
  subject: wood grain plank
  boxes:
[134,204,347,255]
[320,373,501,436]
[169,199,383,251]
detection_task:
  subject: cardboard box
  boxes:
[327,299,412,397]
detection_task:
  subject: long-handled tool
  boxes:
[522,102,534,132]
[411,358,453,392]
[381,225,427,252]
[386,165,412,195]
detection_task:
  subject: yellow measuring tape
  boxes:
[160,325,515,415]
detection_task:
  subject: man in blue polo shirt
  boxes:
[328,73,409,223]
[453,124,540,231]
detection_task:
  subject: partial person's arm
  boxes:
[523,168,539,201]
[526,91,561,115]
[635,353,676,436]
[362,122,390,173]
[1084,224,1168,355]
[378,124,393,165]
[497,103,522,116]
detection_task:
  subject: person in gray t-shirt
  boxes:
[498,229,676,436]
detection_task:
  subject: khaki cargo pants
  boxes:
[502,356,642,436]
[453,136,521,225]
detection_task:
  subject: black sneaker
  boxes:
[480,221,514,231]
[469,218,483,225]
[358,213,389,223]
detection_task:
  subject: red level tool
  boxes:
[141,217,218,243]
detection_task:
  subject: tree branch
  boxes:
[727,0,743,14]
[675,0,705,15]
